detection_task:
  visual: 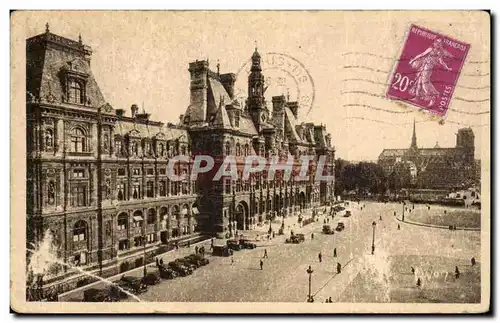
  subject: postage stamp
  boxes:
[386,24,470,117]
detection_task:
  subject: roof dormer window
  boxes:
[69,79,83,104]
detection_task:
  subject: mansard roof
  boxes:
[26,30,106,108]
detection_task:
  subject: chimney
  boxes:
[220,73,236,99]
[136,112,150,121]
[272,95,286,112]
[115,109,125,118]
[131,104,139,118]
[288,101,299,118]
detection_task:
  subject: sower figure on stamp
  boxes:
[408,38,453,107]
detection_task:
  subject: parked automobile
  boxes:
[168,261,193,276]
[182,255,202,268]
[118,276,148,294]
[344,210,352,217]
[212,245,233,257]
[158,265,178,279]
[336,222,345,232]
[322,225,334,234]
[107,285,129,301]
[174,258,197,271]
[185,253,209,266]
[239,239,257,249]
[83,288,112,302]
[227,239,242,251]
[141,272,161,286]
[295,233,305,242]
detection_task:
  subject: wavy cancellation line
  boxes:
[341,90,490,104]
[343,102,489,116]
[341,78,490,91]
[342,51,489,64]
[342,65,489,77]
[342,116,489,128]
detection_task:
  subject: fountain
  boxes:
[26,229,141,302]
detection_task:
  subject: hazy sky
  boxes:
[20,11,490,161]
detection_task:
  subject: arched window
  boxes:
[236,143,241,156]
[244,144,249,156]
[45,129,54,149]
[68,80,83,104]
[225,142,231,156]
[147,209,156,224]
[117,213,128,230]
[47,181,56,205]
[159,143,164,157]
[73,220,87,242]
[71,128,86,152]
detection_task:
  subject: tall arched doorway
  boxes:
[298,191,306,211]
[235,201,249,230]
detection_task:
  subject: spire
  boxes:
[45,22,50,33]
[251,43,262,72]
[411,119,417,149]
[78,33,82,44]
[216,59,220,75]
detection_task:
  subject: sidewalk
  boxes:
[396,216,480,231]
[58,238,211,301]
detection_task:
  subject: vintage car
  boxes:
[185,254,209,266]
[141,272,161,286]
[336,222,345,232]
[322,225,334,234]
[174,258,197,271]
[118,276,148,294]
[158,265,178,279]
[168,261,193,276]
[239,239,257,249]
[83,288,113,302]
[212,245,233,257]
[227,239,242,251]
[285,233,306,244]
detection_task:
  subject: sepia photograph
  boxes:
[10,10,490,314]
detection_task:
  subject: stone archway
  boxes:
[298,191,306,211]
[235,201,249,230]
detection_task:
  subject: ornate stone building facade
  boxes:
[378,121,477,189]
[26,27,335,292]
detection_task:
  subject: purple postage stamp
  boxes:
[386,24,470,117]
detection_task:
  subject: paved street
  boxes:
[119,202,480,303]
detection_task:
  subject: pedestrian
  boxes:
[195,246,199,254]
[176,241,179,250]
[155,257,159,267]
[394,211,396,216]
[187,241,191,248]
[411,266,415,274]
[311,233,314,240]
[471,257,476,266]
[260,259,263,270]
[318,252,322,263]
[272,231,275,239]
[336,262,342,274]
[263,249,268,259]
[231,256,234,265]
[333,248,337,258]
[379,215,382,221]
[416,277,422,288]
[211,238,214,250]
[328,296,333,303]
[397,224,401,230]
[428,205,430,211]
[159,258,164,266]
[455,266,460,279]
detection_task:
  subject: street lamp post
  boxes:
[306,265,314,302]
[371,221,376,255]
[402,202,405,222]
[143,234,147,277]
